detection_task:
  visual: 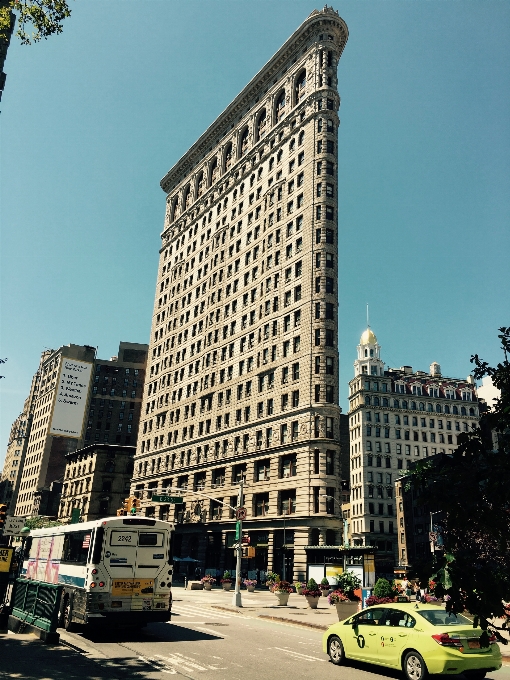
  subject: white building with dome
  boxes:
[347,327,480,576]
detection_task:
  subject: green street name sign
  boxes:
[151,495,183,504]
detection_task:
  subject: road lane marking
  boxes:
[273,646,326,662]
[172,605,233,619]
[191,625,230,637]
[155,653,227,671]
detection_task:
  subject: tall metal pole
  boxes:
[282,511,286,582]
[232,479,243,607]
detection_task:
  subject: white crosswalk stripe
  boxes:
[172,604,235,619]
[273,647,326,662]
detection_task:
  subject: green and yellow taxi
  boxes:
[322,603,502,680]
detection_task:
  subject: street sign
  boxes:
[2,516,26,536]
[235,521,241,541]
[236,507,247,520]
[241,535,250,544]
[151,495,183,504]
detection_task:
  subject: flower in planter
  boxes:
[220,570,232,584]
[301,577,321,598]
[265,571,279,586]
[320,577,330,590]
[328,590,350,605]
[243,579,257,587]
[365,595,395,606]
[294,581,305,593]
[271,580,293,593]
[201,575,216,584]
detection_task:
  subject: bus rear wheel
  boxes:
[61,595,75,632]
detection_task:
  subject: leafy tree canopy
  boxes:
[24,516,63,530]
[0,0,71,45]
[406,327,510,643]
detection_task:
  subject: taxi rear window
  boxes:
[418,610,472,626]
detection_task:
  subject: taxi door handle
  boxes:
[398,634,407,637]
[369,633,377,636]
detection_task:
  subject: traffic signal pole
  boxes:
[232,479,243,608]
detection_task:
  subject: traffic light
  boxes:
[0,504,7,529]
[131,497,141,514]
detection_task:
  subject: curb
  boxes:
[211,605,245,614]
[258,614,328,631]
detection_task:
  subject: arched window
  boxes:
[427,403,433,412]
[295,70,306,105]
[275,90,286,123]
[104,460,115,473]
[210,157,219,185]
[469,407,475,416]
[444,404,450,414]
[183,184,192,209]
[373,397,380,406]
[239,128,249,157]
[402,400,408,409]
[382,397,388,407]
[196,171,205,197]
[461,406,467,416]
[256,109,267,140]
[171,195,180,222]
[224,143,233,173]
[298,130,305,146]
[365,396,371,406]
[453,405,458,415]
[393,399,399,408]
[411,401,417,410]
[436,404,442,413]
[310,528,320,546]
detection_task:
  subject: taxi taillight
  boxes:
[432,634,462,647]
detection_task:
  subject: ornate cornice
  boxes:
[159,8,348,196]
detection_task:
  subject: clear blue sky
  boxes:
[1,1,509,466]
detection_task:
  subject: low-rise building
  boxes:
[59,444,135,522]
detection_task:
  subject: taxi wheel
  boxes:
[328,635,345,665]
[403,650,428,680]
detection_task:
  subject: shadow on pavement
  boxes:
[77,621,223,644]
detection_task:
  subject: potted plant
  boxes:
[365,577,399,605]
[271,580,292,606]
[221,571,232,591]
[320,577,331,597]
[328,590,359,620]
[243,578,257,593]
[201,575,216,591]
[294,581,305,595]
[302,578,321,609]
[336,570,362,601]
[265,571,278,590]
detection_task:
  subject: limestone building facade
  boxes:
[131,8,349,581]
[348,328,480,576]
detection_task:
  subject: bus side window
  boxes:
[62,531,91,564]
[91,527,104,564]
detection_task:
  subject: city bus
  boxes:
[21,516,174,630]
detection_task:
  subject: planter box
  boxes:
[274,592,290,606]
[335,602,359,621]
[305,595,320,609]
[222,582,232,591]
[246,585,255,593]
[203,583,212,591]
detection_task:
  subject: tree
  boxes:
[406,327,510,643]
[24,516,62,530]
[0,0,71,45]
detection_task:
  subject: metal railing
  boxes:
[12,579,63,633]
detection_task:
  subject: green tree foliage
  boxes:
[373,577,397,599]
[406,327,510,642]
[0,0,71,45]
[336,569,362,596]
[24,516,62,530]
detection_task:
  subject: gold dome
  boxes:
[360,328,377,345]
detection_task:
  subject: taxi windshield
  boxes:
[417,610,473,626]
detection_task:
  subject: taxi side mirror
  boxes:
[351,620,357,629]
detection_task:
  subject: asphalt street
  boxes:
[0,590,510,680]
[36,592,509,680]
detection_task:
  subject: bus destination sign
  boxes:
[151,495,183,504]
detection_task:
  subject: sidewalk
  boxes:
[173,585,510,660]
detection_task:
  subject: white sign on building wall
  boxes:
[49,358,93,438]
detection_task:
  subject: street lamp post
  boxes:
[322,494,349,547]
[232,479,243,608]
